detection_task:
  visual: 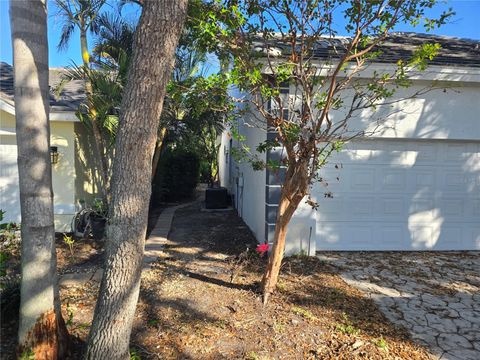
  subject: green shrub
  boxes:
[152,150,200,202]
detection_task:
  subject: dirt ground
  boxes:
[1,202,434,359]
[127,203,433,359]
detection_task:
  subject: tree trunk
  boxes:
[85,1,187,359]
[261,193,302,304]
[151,127,167,180]
[261,163,308,305]
[80,29,110,198]
[10,1,69,358]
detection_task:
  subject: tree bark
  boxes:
[84,1,187,359]
[10,1,69,358]
[261,163,308,304]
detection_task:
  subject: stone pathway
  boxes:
[318,252,480,360]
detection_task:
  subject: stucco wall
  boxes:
[51,121,76,231]
[0,109,77,231]
[220,112,266,243]
[74,121,104,205]
[331,81,480,141]
[219,78,480,254]
[0,110,19,223]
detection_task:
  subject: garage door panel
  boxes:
[435,227,463,250]
[315,139,480,251]
[382,226,405,246]
[443,143,478,163]
[381,197,405,216]
[415,142,438,162]
[473,199,480,216]
[440,199,464,217]
[381,169,407,190]
[350,197,374,217]
[317,168,345,191]
[318,221,407,250]
[318,221,474,251]
[412,169,436,188]
[470,227,480,248]
[349,168,376,191]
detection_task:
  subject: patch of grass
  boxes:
[336,323,361,335]
[291,306,317,321]
[66,303,74,327]
[336,313,361,335]
[213,319,228,329]
[374,336,388,350]
[273,321,285,334]
[245,352,272,360]
[129,348,142,360]
[147,319,159,327]
[245,351,260,360]
[276,281,287,292]
[77,322,91,330]
[19,349,34,360]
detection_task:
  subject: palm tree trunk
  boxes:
[10,1,69,358]
[80,29,110,198]
[85,1,187,358]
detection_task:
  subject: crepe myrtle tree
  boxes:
[197,0,452,304]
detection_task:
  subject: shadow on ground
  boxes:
[131,201,432,359]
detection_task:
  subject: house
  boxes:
[0,62,100,231]
[218,33,480,254]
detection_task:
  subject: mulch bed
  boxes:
[1,202,433,359]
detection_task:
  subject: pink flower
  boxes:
[256,243,270,257]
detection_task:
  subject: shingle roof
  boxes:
[252,32,480,68]
[0,62,86,112]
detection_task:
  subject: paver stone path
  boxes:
[318,252,480,360]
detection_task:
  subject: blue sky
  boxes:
[0,0,141,67]
[1,0,479,67]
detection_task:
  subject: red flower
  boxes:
[256,243,270,257]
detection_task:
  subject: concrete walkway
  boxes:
[318,252,480,360]
[143,201,195,267]
[59,201,195,287]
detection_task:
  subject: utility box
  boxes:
[205,187,229,209]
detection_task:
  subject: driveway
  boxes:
[318,252,480,360]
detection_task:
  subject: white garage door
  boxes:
[315,139,480,251]
[0,143,21,224]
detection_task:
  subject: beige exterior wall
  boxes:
[74,121,103,205]
[51,121,76,231]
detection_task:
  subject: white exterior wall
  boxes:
[219,72,480,253]
[225,112,267,242]
[335,81,480,141]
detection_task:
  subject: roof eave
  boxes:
[0,98,80,122]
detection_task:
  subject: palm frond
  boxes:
[57,21,76,51]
